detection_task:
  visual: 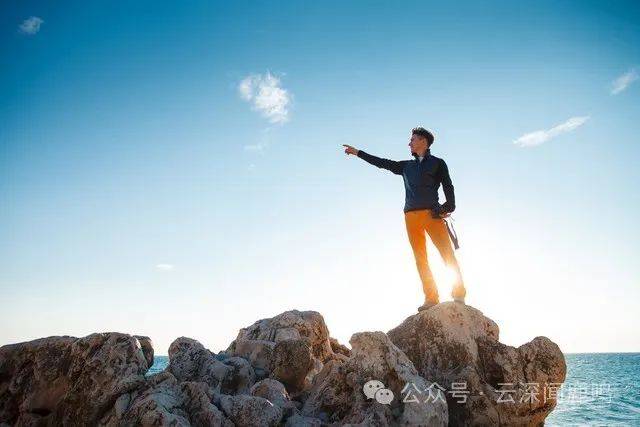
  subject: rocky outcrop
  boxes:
[225,310,338,391]
[328,337,351,359]
[249,379,296,411]
[0,304,566,426]
[166,337,256,397]
[167,337,232,394]
[0,333,149,426]
[218,395,282,427]
[301,331,448,426]
[99,371,231,426]
[134,335,155,368]
[388,302,567,426]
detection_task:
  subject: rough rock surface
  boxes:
[167,337,231,394]
[219,356,256,395]
[166,337,256,397]
[0,332,149,426]
[302,331,448,426]
[99,371,231,426]
[225,310,339,390]
[388,302,567,426]
[134,335,155,369]
[328,337,351,359]
[219,394,282,427]
[270,339,314,392]
[0,304,566,426]
[249,378,296,411]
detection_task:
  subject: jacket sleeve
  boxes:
[356,150,405,175]
[438,159,456,213]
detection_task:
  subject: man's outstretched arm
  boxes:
[342,144,404,175]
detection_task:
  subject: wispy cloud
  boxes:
[243,126,273,152]
[156,263,174,272]
[610,68,638,95]
[243,140,269,152]
[513,116,590,148]
[238,72,291,124]
[19,16,44,35]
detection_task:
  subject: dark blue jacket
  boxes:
[357,149,456,213]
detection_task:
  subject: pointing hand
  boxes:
[343,144,359,156]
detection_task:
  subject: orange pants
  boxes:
[404,209,466,304]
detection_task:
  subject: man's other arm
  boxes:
[438,159,456,213]
[343,145,404,175]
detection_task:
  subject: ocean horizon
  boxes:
[149,352,640,425]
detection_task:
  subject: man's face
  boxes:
[408,133,428,156]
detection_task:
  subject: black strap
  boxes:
[444,218,460,250]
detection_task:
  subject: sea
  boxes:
[149,353,640,425]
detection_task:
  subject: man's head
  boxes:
[409,127,435,157]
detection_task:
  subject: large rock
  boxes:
[168,337,256,396]
[225,310,339,393]
[220,356,256,395]
[302,331,448,426]
[270,339,314,392]
[328,337,351,359]
[218,394,283,427]
[249,378,293,409]
[167,337,229,391]
[387,302,566,426]
[249,378,300,421]
[99,371,231,426]
[0,333,149,426]
[134,335,155,368]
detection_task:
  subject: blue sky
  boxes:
[2,1,639,355]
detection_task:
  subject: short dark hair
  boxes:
[412,127,435,146]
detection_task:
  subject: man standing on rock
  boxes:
[343,127,466,311]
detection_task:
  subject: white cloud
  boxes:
[238,72,291,124]
[19,16,44,35]
[610,68,638,95]
[513,116,590,148]
[156,264,174,271]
